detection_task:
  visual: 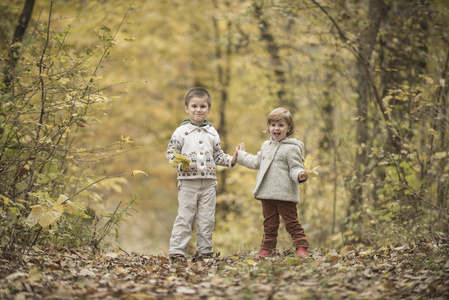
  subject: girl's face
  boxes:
[269,120,290,142]
[185,97,211,126]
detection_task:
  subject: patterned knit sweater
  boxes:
[167,120,234,180]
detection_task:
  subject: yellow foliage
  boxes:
[27,195,86,228]
[304,155,320,178]
[27,205,45,227]
[0,195,10,206]
[131,170,149,177]
[169,152,192,171]
[28,204,62,228]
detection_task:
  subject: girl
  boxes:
[236,108,309,259]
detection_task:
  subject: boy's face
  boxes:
[185,97,211,126]
[268,120,290,142]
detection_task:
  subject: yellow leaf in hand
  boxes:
[169,152,192,171]
[304,155,320,178]
[304,155,313,170]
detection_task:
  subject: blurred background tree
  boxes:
[1,0,447,256]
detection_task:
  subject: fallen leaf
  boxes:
[129,293,156,299]
[28,266,42,283]
[115,267,128,274]
[79,269,95,277]
[5,272,28,281]
[176,286,196,294]
[246,259,257,266]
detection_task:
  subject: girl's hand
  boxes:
[237,143,246,152]
[232,143,245,165]
[298,171,308,182]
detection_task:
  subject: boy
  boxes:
[166,87,238,263]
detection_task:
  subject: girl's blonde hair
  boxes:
[266,108,295,136]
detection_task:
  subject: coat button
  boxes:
[198,129,201,132]
[201,162,204,166]
[185,132,188,135]
[199,141,203,144]
[200,152,203,155]
[201,173,205,176]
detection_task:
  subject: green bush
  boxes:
[0,2,136,254]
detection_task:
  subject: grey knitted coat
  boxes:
[237,137,307,203]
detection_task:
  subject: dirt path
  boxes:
[1,242,448,299]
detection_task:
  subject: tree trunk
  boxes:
[212,3,232,194]
[347,0,390,216]
[253,0,296,112]
[2,0,35,90]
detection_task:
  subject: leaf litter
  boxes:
[0,240,448,299]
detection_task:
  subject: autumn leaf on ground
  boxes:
[304,155,320,178]
[169,152,192,171]
[1,241,448,300]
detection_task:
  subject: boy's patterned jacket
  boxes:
[167,120,234,180]
[237,137,307,203]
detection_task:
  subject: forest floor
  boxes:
[1,240,448,299]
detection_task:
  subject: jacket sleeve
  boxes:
[213,138,234,168]
[166,129,183,171]
[237,150,262,170]
[288,142,307,185]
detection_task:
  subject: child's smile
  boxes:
[269,120,290,142]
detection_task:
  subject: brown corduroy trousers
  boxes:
[260,199,309,251]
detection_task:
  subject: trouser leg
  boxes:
[195,179,217,255]
[261,200,280,251]
[169,180,199,256]
[277,201,309,249]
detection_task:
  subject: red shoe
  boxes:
[254,249,276,260]
[296,247,308,258]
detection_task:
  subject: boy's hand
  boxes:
[169,152,192,171]
[232,151,238,165]
[298,171,308,182]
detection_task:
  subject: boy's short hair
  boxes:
[185,87,212,107]
[267,108,295,136]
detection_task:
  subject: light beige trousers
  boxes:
[169,179,217,256]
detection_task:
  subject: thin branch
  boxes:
[310,0,349,44]
[62,174,127,204]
